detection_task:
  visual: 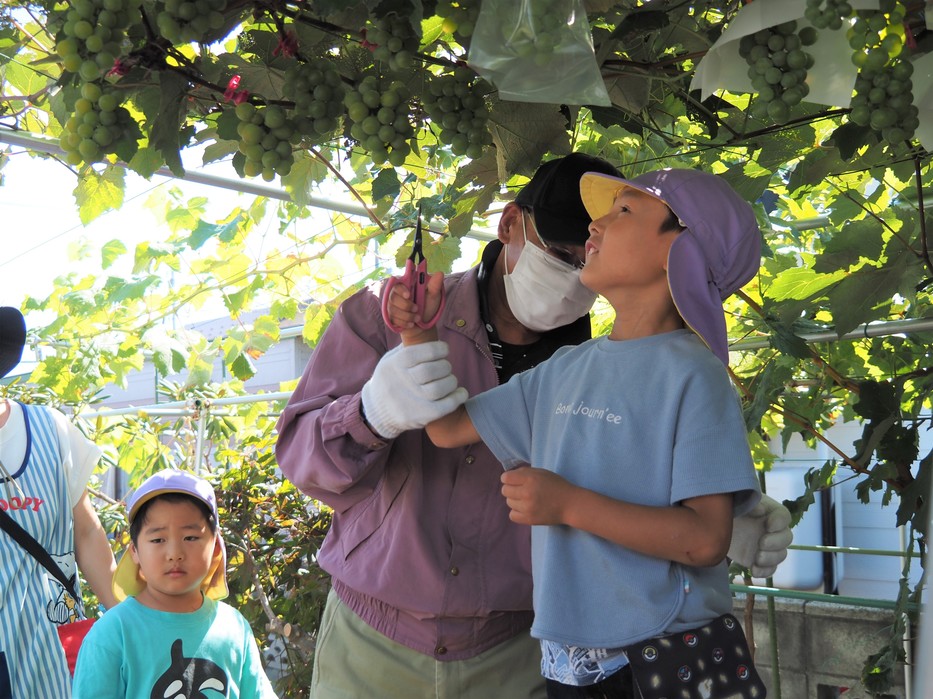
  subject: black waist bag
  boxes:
[621,613,767,698]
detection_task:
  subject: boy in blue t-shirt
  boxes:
[385,168,764,697]
[73,468,278,699]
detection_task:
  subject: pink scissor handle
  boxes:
[381,258,445,333]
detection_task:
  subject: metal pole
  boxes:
[76,391,293,419]
[191,398,207,474]
[730,317,933,352]
[0,129,497,241]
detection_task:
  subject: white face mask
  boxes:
[502,215,598,332]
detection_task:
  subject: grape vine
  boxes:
[422,67,492,159]
[363,13,420,73]
[344,74,417,168]
[59,82,138,165]
[435,0,479,39]
[846,0,917,147]
[55,0,141,81]
[235,103,296,181]
[282,57,347,144]
[156,0,228,45]
[502,0,567,67]
[740,21,815,125]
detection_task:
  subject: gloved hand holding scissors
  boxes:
[363,208,465,440]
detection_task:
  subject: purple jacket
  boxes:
[275,267,536,660]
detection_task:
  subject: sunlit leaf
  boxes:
[764,267,846,302]
[101,239,127,269]
[74,166,125,225]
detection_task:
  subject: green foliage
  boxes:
[214,429,331,697]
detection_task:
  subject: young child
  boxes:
[72,468,278,699]
[385,168,764,698]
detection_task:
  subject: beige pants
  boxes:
[310,589,546,699]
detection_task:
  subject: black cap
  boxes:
[514,153,622,246]
[0,307,26,379]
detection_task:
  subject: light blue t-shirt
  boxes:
[466,330,761,651]
[72,596,278,699]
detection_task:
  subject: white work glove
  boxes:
[361,341,468,439]
[728,494,793,578]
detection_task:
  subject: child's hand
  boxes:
[384,271,444,345]
[500,466,575,526]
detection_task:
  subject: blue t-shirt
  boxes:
[72,596,278,699]
[466,330,761,649]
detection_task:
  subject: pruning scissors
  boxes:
[381,206,446,332]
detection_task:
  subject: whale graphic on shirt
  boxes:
[151,638,228,698]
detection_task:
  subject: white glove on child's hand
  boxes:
[361,341,468,440]
[728,494,793,578]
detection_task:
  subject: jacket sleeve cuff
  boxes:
[345,393,390,451]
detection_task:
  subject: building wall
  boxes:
[735,595,911,698]
[762,423,928,599]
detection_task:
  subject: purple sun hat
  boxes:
[579,168,762,365]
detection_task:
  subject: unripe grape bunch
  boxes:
[846,1,917,147]
[156,0,227,45]
[436,0,478,39]
[503,0,568,67]
[344,75,416,167]
[363,13,420,73]
[804,0,854,31]
[739,21,815,125]
[282,57,347,144]
[55,0,141,81]
[422,67,492,159]
[59,82,135,165]
[235,103,296,181]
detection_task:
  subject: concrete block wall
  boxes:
[733,595,912,698]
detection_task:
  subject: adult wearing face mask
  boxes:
[275,153,792,699]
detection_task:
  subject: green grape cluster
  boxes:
[422,67,492,159]
[803,0,854,31]
[282,57,346,143]
[156,0,226,45]
[847,2,917,146]
[504,0,567,66]
[739,21,815,125]
[59,82,134,165]
[847,0,906,67]
[364,13,420,72]
[235,103,296,181]
[436,0,478,38]
[55,0,141,81]
[344,75,416,167]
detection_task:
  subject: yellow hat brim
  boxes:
[111,534,229,604]
[580,171,630,222]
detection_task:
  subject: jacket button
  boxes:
[450,566,459,576]
[465,456,475,464]
[456,319,466,327]
[436,646,447,655]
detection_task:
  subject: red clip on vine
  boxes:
[273,31,299,58]
[224,75,249,105]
